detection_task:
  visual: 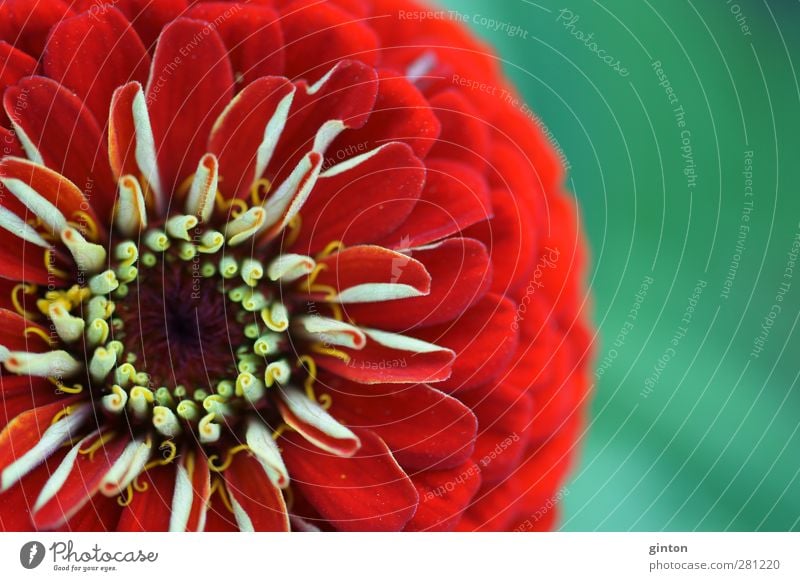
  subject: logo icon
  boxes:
[19,541,45,569]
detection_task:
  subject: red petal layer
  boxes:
[73,0,188,51]
[208,76,295,199]
[0,0,73,57]
[224,452,289,531]
[280,428,418,531]
[343,237,492,330]
[0,376,59,432]
[116,463,173,531]
[404,460,482,531]
[291,142,424,255]
[186,2,284,85]
[413,293,518,393]
[378,158,491,249]
[277,0,378,83]
[0,41,37,127]
[3,77,115,222]
[43,7,151,126]
[427,89,490,172]
[457,381,532,486]
[320,378,476,471]
[333,69,441,159]
[145,17,234,196]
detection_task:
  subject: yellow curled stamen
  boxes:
[315,240,345,260]
[207,443,250,473]
[23,326,55,347]
[133,477,150,493]
[300,263,327,292]
[69,210,100,242]
[177,172,196,198]
[214,190,247,218]
[310,343,352,364]
[43,248,70,279]
[49,404,77,426]
[11,283,38,318]
[209,477,235,514]
[142,440,179,472]
[296,354,333,410]
[250,178,271,206]
[117,483,135,507]
[48,377,84,395]
[271,423,293,440]
[283,213,302,248]
[79,431,116,461]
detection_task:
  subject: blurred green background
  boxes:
[440,0,800,530]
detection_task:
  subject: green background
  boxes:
[440,0,800,530]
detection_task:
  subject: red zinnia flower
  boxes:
[0,0,593,532]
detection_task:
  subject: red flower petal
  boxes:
[320,379,477,471]
[0,125,23,157]
[343,237,492,330]
[427,89,490,172]
[43,7,151,127]
[145,17,234,196]
[208,76,295,199]
[413,293,519,393]
[404,460,482,531]
[57,490,121,532]
[333,69,441,160]
[277,0,378,83]
[167,449,211,532]
[0,41,37,127]
[0,231,51,285]
[316,328,455,385]
[457,381,532,486]
[269,59,378,189]
[311,244,431,303]
[378,158,492,249]
[186,2,284,85]
[116,463,173,531]
[280,428,418,531]
[0,0,73,57]
[73,0,188,51]
[0,156,100,232]
[0,447,68,531]
[32,432,130,529]
[0,376,60,432]
[3,77,116,222]
[224,452,290,531]
[0,308,51,352]
[291,142,424,255]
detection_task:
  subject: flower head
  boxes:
[0,0,592,532]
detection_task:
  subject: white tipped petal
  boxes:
[279,385,359,456]
[1,404,91,492]
[61,226,107,273]
[48,303,85,343]
[267,253,315,282]
[334,282,429,304]
[115,176,148,236]
[0,177,67,235]
[296,316,366,349]
[99,438,152,496]
[245,418,289,489]
[363,327,456,355]
[0,205,49,247]
[3,350,81,378]
[185,153,218,222]
[224,206,267,246]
